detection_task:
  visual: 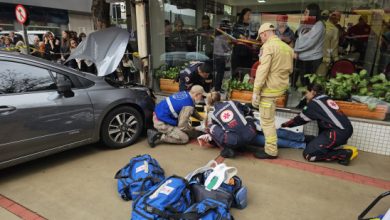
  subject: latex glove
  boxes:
[197,134,212,146]
[194,121,206,133]
[251,93,260,108]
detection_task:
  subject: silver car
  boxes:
[0,51,155,169]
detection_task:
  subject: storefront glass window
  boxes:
[150,0,390,122]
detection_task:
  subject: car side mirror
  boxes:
[57,79,74,98]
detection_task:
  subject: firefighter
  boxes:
[281,84,355,165]
[179,61,213,92]
[147,85,206,147]
[198,92,258,158]
[252,23,294,159]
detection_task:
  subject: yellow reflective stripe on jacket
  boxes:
[266,135,277,144]
[261,87,288,96]
[260,102,272,108]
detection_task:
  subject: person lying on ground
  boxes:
[198,92,306,159]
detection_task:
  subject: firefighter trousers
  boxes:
[258,96,278,156]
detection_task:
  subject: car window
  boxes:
[51,71,75,88]
[0,61,56,94]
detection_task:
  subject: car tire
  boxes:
[101,106,143,149]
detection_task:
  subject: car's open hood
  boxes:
[66,27,129,76]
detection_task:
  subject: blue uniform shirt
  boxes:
[155,91,194,126]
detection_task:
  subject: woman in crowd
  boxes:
[293,3,325,88]
[3,36,14,49]
[44,32,60,61]
[213,22,232,92]
[15,41,27,54]
[60,31,71,63]
[78,32,86,43]
[31,35,42,57]
[66,38,80,70]
[231,8,256,78]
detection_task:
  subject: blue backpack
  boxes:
[189,171,248,210]
[181,198,233,220]
[131,175,193,220]
[115,154,165,201]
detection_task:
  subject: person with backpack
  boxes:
[281,84,356,165]
[147,85,206,147]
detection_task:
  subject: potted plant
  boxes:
[301,71,390,120]
[228,74,288,108]
[154,65,180,93]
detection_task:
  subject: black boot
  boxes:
[337,149,353,166]
[147,129,161,148]
[254,149,278,159]
[220,148,236,158]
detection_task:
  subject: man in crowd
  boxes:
[197,15,214,58]
[347,15,371,64]
[275,14,295,47]
[317,10,341,76]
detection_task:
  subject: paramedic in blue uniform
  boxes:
[281,84,355,165]
[178,61,213,92]
[199,92,258,158]
[147,85,206,147]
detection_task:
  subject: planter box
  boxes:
[159,78,179,93]
[230,90,287,108]
[335,101,389,120]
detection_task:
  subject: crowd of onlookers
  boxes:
[0,30,89,68]
[0,30,137,81]
[164,5,390,89]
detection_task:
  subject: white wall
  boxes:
[68,13,94,35]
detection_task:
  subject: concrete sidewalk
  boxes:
[0,139,389,220]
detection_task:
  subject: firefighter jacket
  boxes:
[323,20,339,63]
[253,36,294,97]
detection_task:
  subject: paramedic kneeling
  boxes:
[147,85,206,147]
[179,61,213,92]
[282,84,355,165]
[201,92,258,158]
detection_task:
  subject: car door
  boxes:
[0,60,93,165]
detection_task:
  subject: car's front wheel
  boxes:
[101,106,143,149]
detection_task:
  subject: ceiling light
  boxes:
[257,0,266,3]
